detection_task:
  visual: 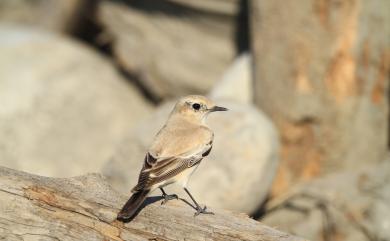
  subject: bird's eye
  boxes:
[192,103,201,110]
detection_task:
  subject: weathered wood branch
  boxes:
[0,166,306,241]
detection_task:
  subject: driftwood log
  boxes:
[0,166,306,241]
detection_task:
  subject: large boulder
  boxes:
[0,0,94,33]
[261,159,390,241]
[0,26,152,177]
[209,52,253,104]
[250,0,390,197]
[166,0,240,15]
[98,0,237,100]
[102,100,279,214]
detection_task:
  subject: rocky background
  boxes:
[0,0,389,241]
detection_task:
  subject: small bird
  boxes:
[117,95,227,221]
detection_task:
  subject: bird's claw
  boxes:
[161,194,178,205]
[194,205,214,216]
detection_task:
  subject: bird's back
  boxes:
[149,116,213,158]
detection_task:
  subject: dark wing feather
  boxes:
[132,145,211,192]
[152,158,193,184]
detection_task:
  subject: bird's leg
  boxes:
[159,187,178,205]
[184,187,214,216]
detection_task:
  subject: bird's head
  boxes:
[171,95,228,124]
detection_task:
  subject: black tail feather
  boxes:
[117,189,150,221]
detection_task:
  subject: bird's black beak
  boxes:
[209,106,228,112]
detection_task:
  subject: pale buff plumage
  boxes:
[117,95,227,221]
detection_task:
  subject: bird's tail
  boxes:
[117,189,150,221]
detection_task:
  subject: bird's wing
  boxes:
[132,141,212,192]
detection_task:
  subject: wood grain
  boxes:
[0,166,306,241]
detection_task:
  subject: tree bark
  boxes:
[0,166,305,241]
[250,0,390,196]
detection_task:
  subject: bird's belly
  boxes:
[156,178,176,188]
[175,164,200,187]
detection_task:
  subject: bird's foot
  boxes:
[161,194,178,205]
[194,205,214,216]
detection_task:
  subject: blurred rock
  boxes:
[0,0,94,33]
[261,158,390,241]
[167,0,239,15]
[98,0,237,100]
[209,52,253,104]
[251,0,390,197]
[0,26,152,177]
[102,100,279,214]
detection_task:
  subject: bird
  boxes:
[117,95,228,221]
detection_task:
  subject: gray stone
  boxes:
[167,0,240,15]
[209,52,253,104]
[98,0,236,99]
[0,26,152,177]
[102,100,279,214]
[0,0,93,33]
[261,159,390,241]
